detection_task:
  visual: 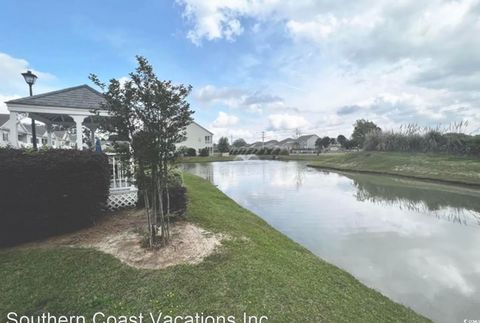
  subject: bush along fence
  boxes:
[0,148,110,246]
[363,124,480,156]
[229,147,290,155]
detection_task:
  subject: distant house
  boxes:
[248,140,279,149]
[279,137,296,150]
[0,114,10,147]
[0,114,31,148]
[295,134,319,150]
[176,121,214,155]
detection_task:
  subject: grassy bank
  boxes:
[306,151,480,186]
[179,155,235,163]
[0,173,427,322]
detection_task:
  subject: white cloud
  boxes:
[194,84,284,113]
[212,111,239,127]
[181,1,480,136]
[0,52,56,114]
[268,113,308,130]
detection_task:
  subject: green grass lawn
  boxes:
[293,151,480,186]
[0,173,428,322]
[178,155,236,163]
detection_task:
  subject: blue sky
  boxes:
[1,0,479,142]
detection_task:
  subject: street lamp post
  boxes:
[21,70,38,150]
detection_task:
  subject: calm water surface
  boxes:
[184,160,480,323]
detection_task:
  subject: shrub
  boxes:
[363,124,480,156]
[199,147,209,156]
[186,147,197,156]
[176,146,196,157]
[0,148,110,246]
[279,149,289,155]
[272,148,281,155]
[163,171,187,216]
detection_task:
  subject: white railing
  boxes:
[106,153,138,210]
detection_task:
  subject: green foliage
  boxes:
[217,137,230,153]
[352,119,381,148]
[176,146,196,157]
[0,148,110,246]
[90,56,194,247]
[199,147,210,157]
[363,124,480,156]
[337,135,347,147]
[279,148,290,155]
[232,138,247,147]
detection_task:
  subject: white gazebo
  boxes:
[5,84,108,149]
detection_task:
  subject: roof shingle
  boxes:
[5,85,105,110]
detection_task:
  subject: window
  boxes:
[2,132,8,142]
[205,136,211,144]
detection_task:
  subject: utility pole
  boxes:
[262,131,265,149]
[295,128,301,139]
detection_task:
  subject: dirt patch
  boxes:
[32,209,224,270]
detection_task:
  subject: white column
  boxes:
[8,112,18,148]
[71,115,86,150]
[46,124,53,148]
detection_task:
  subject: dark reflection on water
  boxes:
[184,160,480,323]
[344,172,480,226]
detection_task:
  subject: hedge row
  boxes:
[0,148,110,246]
[364,131,480,156]
[229,147,289,155]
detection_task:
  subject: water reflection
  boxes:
[184,160,480,322]
[344,172,480,226]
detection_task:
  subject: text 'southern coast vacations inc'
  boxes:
[5,313,269,323]
[1,1,480,322]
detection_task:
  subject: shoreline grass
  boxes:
[0,173,428,322]
[260,151,480,186]
[178,155,235,163]
[303,151,480,186]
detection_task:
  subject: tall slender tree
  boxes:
[90,56,194,247]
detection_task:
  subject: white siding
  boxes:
[176,122,213,154]
[305,135,319,149]
[0,129,8,147]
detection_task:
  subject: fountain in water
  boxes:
[234,154,259,161]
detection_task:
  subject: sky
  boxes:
[1,0,479,143]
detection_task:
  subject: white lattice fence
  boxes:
[108,188,138,210]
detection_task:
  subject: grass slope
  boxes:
[295,152,480,186]
[0,174,428,322]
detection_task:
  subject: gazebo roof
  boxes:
[6,84,105,110]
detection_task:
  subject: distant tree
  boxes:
[232,138,247,147]
[315,138,322,153]
[344,139,356,150]
[320,136,331,148]
[351,119,381,148]
[337,135,347,147]
[217,137,230,153]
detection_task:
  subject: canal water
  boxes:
[184,160,480,322]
